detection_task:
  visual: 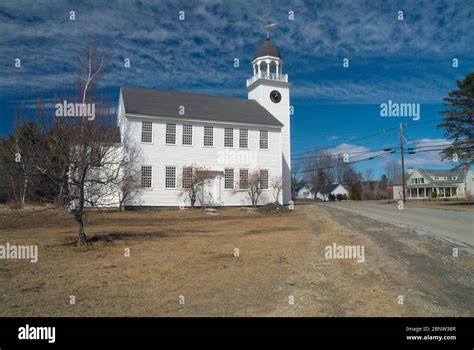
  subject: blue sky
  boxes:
[1,0,473,177]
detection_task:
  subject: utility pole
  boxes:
[399,123,406,203]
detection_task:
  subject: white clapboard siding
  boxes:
[119,104,283,207]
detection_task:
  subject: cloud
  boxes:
[404,138,453,167]
[327,135,339,141]
[0,0,472,104]
[378,138,453,169]
[292,75,454,103]
[324,142,384,162]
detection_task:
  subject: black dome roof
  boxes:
[253,38,282,60]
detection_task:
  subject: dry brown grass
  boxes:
[0,207,313,316]
[0,204,471,317]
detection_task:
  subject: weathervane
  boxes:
[264,22,277,39]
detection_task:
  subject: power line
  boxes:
[292,127,398,157]
[403,117,445,128]
[292,115,457,153]
[291,115,467,172]
[291,125,399,138]
[292,145,397,161]
[293,150,397,174]
[407,144,474,155]
[293,140,474,175]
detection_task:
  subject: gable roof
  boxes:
[393,173,409,186]
[318,184,341,194]
[395,168,466,185]
[120,87,283,127]
[418,168,465,184]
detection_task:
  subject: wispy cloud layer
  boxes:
[404,138,452,167]
[0,0,473,104]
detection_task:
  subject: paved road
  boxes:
[322,202,474,248]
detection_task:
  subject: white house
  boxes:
[316,184,349,201]
[116,36,291,208]
[297,184,348,201]
[392,167,474,200]
[297,184,314,200]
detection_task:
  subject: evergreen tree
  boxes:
[437,72,474,166]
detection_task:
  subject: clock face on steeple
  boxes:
[270,90,281,103]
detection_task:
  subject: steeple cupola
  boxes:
[247,37,288,87]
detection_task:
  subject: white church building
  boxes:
[116,37,291,208]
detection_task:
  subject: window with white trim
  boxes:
[165,166,176,189]
[239,128,248,148]
[141,121,152,143]
[224,128,234,148]
[204,126,214,147]
[260,169,269,190]
[182,124,193,145]
[141,166,152,188]
[239,169,248,190]
[260,130,269,149]
[224,168,234,190]
[166,123,176,145]
[182,167,192,188]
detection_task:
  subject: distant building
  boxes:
[297,184,314,199]
[297,184,348,201]
[316,184,349,201]
[392,167,473,200]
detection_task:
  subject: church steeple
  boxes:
[247,31,291,205]
[247,36,287,88]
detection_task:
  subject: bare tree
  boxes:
[270,176,283,203]
[25,43,141,246]
[361,167,375,200]
[116,134,143,210]
[364,168,374,182]
[302,149,354,189]
[178,165,208,208]
[302,148,329,198]
[0,43,142,246]
[343,169,363,200]
[291,159,304,200]
[236,169,262,207]
[0,113,46,208]
[76,41,106,105]
[35,106,126,245]
[384,159,402,183]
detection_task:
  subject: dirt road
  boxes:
[0,204,472,316]
[313,203,473,317]
[323,201,474,249]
